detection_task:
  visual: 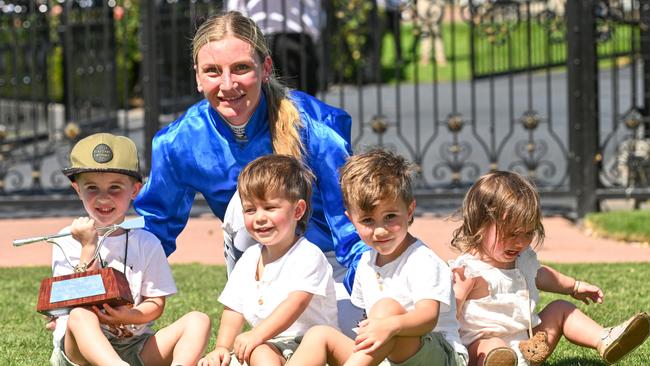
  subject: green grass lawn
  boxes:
[585,210,650,244]
[1,263,648,365]
[376,20,638,84]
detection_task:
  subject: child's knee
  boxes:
[184,311,211,332]
[66,307,98,332]
[68,307,95,322]
[545,299,576,314]
[368,298,406,318]
[304,324,337,339]
[250,343,282,364]
[186,311,211,325]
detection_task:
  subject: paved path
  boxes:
[3,214,650,267]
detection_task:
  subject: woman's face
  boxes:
[195,36,272,126]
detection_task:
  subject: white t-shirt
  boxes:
[51,228,177,347]
[219,237,338,337]
[351,240,467,356]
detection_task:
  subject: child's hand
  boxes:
[70,217,98,248]
[571,280,604,305]
[353,317,398,354]
[197,346,231,366]
[44,316,57,331]
[92,303,135,326]
[233,330,264,364]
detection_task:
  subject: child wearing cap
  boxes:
[49,133,211,366]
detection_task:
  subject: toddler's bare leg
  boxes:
[140,311,211,365]
[467,337,510,366]
[345,298,421,366]
[534,299,604,352]
[249,343,285,366]
[64,307,129,366]
[287,325,354,366]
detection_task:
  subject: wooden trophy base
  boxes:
[37,267,133,317]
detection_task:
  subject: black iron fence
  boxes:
[1,0,649,218]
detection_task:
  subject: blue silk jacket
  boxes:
[134,91,368,291]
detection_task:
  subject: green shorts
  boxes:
[50,333,152,366]
[378,332,468,366]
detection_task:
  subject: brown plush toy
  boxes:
[519,331,551,364]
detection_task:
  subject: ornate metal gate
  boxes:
[1,0,649,218]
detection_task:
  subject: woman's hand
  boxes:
[353,316,398,354]
[197,346,231,366]
[233,329,264,364]
[571,280,604,305]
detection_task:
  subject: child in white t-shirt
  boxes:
[288,149,468,366]
[450,170,650,366]
[49,133,210,366]
[198,155,337,366]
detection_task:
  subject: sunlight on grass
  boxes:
[377,20,637,84]
[585,210,650,244]
[1,263,648,365]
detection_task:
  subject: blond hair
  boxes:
[451,171,545,254]
[339,149,415,221]
[192,11,304,159]
[238,155,315,234]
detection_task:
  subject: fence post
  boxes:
[141,1,160,174]
[642,0,650,138]
[567,0,599,218]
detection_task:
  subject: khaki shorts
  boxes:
[50,333,152,366]
[227,335,303,366]
[378,332,468,366]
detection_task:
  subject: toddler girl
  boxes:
[450,171,649,366]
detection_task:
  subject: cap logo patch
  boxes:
[92,144,113,164]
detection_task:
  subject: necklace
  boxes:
[225,120,249,142]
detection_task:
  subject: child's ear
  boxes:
[408,200,416,220]
[130,181,143,200]
[71,181,82,196]
[294,199,307,220]
[344,210,351,221]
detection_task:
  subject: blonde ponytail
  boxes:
[263,80,304,159]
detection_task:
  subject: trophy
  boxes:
[13,217,145,317]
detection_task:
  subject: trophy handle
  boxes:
[47,226,119,271]
[13,217,146,271]
[12,217,145,247]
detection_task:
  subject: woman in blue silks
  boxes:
[134,11,365,337]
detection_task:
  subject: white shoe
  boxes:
[597,312,650,364]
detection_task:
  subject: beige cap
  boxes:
[62,133,142,181]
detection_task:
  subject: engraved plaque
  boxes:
[37,267,133,317]
[50,274,106,303]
